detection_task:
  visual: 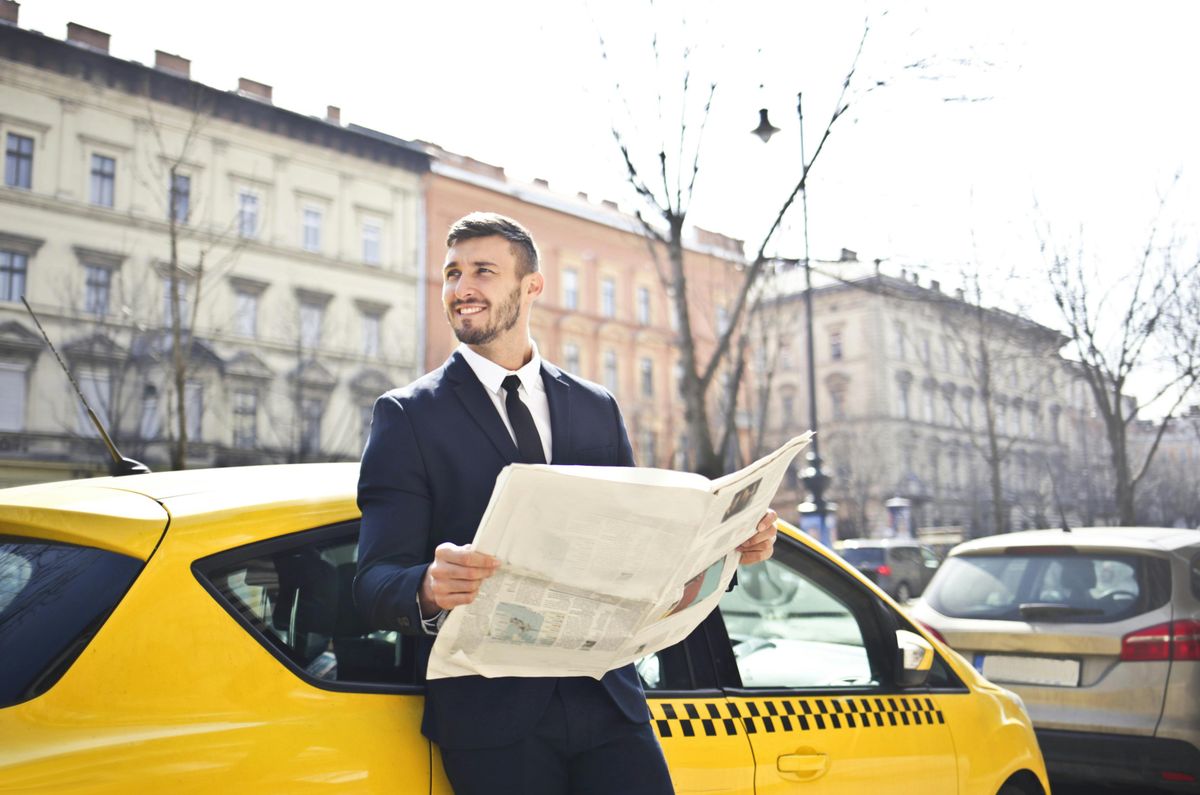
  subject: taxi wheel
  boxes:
[895,582,912,603]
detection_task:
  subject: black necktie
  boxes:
[502,375,546,464]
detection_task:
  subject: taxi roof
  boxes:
[0,463,361,560]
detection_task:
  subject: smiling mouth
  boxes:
[454,303,487,317]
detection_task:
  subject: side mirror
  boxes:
[895,628,934,688]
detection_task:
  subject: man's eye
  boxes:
[444,270,460,280]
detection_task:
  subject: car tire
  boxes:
[895,582,912,603]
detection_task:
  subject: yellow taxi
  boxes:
[0,464,1049,793]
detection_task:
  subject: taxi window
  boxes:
[0,538,142,707]
[195,523,417,689]
[719,553,879,689]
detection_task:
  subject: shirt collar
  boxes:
[458,341,544,396]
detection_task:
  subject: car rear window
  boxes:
[840,547,885,566]
[0,538,142,707]
[924,551,1170,623]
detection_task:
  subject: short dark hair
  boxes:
[445,212,539,275]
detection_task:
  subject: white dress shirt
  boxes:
[457,341,553,464]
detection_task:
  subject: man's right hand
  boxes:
[420,542,501,614]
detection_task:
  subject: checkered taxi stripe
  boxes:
[649,696,945,738]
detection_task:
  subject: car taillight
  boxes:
[918,621,947,644]
[877,564,892,577]
[1121,620,1200,662]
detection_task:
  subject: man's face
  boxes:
[442,235,539,348]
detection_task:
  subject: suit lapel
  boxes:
[446,352,520,463]
[541,362,572,464]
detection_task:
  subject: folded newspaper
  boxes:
[426,433,813,680]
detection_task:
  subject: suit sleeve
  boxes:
[610,392,635,468]
[354,394,432,635]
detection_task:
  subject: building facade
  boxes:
[0,10,427,485]
[754,255,1077,540]
[421,146,749,470]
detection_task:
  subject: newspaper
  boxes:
[426,433,813,680]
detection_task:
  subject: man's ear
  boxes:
[525,272,545,298]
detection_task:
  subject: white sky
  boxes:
[16,0,1200,406]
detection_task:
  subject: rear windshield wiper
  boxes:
[1017,602,1105,620]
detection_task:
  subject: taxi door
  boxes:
[715,542,959,793]
[641,614,757,793]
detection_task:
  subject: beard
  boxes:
[448,283,522,346]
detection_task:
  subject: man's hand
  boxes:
[736,509,779,565]
[420,542,500,614]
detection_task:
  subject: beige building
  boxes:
[0,10,427,485]
[754,254,1075,540]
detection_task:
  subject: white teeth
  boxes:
[459,306,484,315]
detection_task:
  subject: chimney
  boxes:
[532,178,549,189]
[0,1,19,25]
[601,199,619,211]
[839,248,858,262]
[955,287,965,301]
[66,22,110,53]
[930,279,941,292]
[873,257,882,274]
[325,105,341,125]
[154,50,190,78]
[576,191,589,202]
[237,77,273,103]
[911,272,919,285]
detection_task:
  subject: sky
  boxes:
[15,0,1200,404]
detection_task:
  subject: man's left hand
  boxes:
[737,509,779,565]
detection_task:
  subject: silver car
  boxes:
[910,527,1200,792]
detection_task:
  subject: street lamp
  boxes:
[753,94,833,546]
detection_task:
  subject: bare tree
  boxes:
[135,87,245,469]
[1042,194,1200,524]
[603,19,873,478]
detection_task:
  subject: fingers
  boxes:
[424,542,500,611]
[737,510,779,566]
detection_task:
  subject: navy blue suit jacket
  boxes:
[355,351,650,750]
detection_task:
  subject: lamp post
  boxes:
[753,93,833,546]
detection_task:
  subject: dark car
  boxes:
[836,538,941,602]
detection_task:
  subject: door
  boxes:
[716,540,959,793]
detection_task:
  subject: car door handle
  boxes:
[777,752,829,780]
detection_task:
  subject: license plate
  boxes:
[980,654,1080,687]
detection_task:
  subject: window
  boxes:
[674,360,685,397]
[233,389,257,449]
[302,207,322,252]
[718,553,877,688]
[601,278,617,318]
[76,370,111,436]
[195,524,416,687]
[920,336,931,365]
[299,300,324,351]
[89,155,115,207]
[162,276,191,328]
[233,289,259,338]
[636,286,651,325]
[300,397,324,455]
[4,133,33,189]
[237,190,259,239]
[923,386,936,424]
[716,306,729,336]
[829,329,844,361]
[562,268,579,310]
[943,392,955,426]
[139,384,159,440]
[639,429,657,467]
[83,265,111,317]
[185,380,203,441]
[169,172,190,224]
[640,357,654,398]
[563,342,580,374]
[0,362,26,431]
[897,378,911,419]
[361,311,381,358]
[782,394,795,425]
[830,388,847,421]
[603,349,618,393]
[0,250,27,302]
[0,539,143,708]
[362,220,382,266]
[893,321,907,360]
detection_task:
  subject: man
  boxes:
[356,212,778,794]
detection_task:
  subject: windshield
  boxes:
[924,551,1169,623]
